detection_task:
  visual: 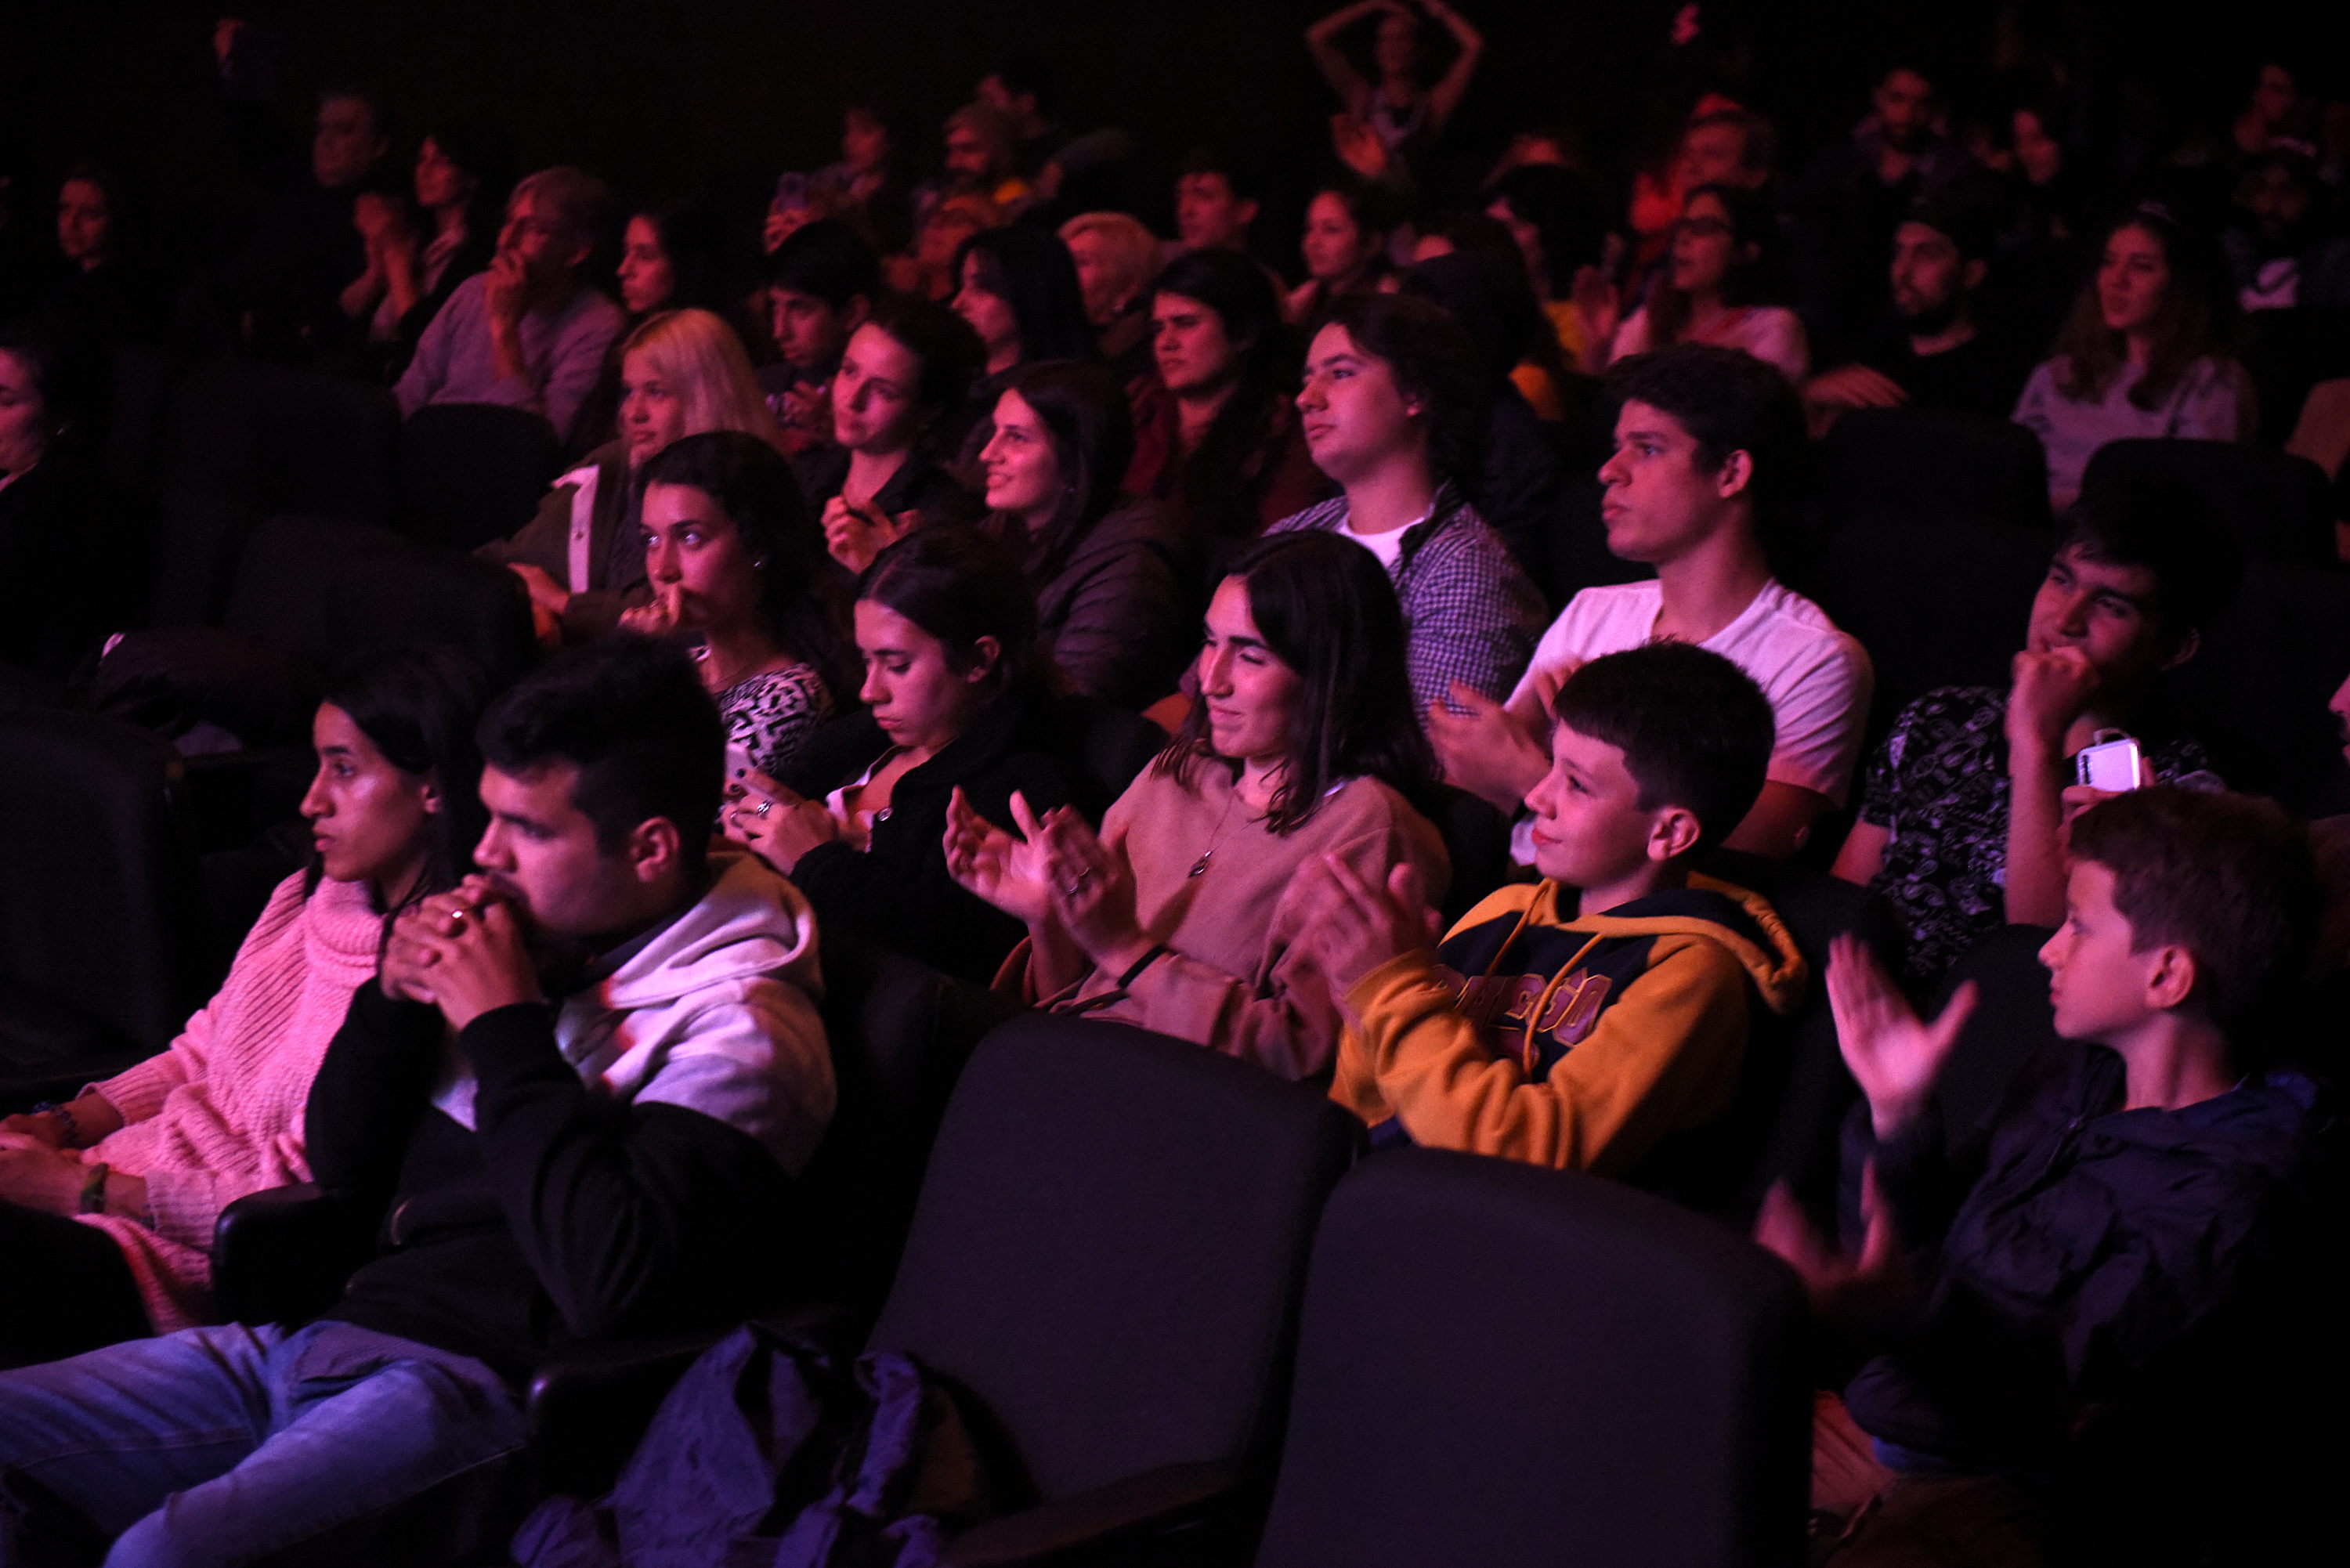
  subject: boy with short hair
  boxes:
[1771,787,2327,1563]
[1309,641,1806,1176]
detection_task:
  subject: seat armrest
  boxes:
[212,1183,376,1328]
[942,1459,1246,1567]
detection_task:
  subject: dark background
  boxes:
[6,1,2336,240]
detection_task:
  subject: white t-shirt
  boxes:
[1346,521,1410,571]
[1509,576,1873,808]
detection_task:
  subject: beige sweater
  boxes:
[1007,762,1450,1080]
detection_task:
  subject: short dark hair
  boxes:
[1160,531,1436,832]
[983,49,1055,114]
[1488,164,1608,294]
[1550,642,1775,853]
[765,217,882,310]
[2057,479,2243,649]
[1321,291,1488,490]
[640,431,859,704]
[1602,341,1807,520]
[318,647,496,909]
[2069,788,2319,1044]
[1179,146,1261,204]
[477,638,726,869]
[860,524,1039,699]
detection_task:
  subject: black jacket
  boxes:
[306,984,798,1386]
[1842,1042,2328,1473]
[778,694,1091,985]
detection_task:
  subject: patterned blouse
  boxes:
[706,656,833,786]
[1858,685,2216,986]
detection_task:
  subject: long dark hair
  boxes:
[640,430,860,703]
[1645,181,1777,349]
[859,524,1041,701]
[1158,531,1435,833]
[862,294,986,462]
[309,646,495,912]
[2051,203,2234,410]
[1151,247,1297,540]
[953,226,1096,366]
[982,359,1132,584]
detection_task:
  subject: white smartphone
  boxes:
[2075,736,2143,793]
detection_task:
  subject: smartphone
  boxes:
[2076,735,2143,793]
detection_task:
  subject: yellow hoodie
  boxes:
[1332,873,1806,1175]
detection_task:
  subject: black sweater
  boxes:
[779,695,1089,986]
[306,983,798,1386]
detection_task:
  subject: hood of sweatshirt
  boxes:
[592,847,822,1011]
[1496,873,1808,1017]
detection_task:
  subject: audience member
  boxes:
[1173,147,1265,260]
[936,100,1030,215]
[975,51,1070,182]
[483,307,783,644]
[1285,179,1398,331]
[342,125,507,378]
[806,101,913,255]
[0,639,835,1561]
[757,219,883,458]
[615,197,742,323]
[1272,291,1545,720]
[1433,343,1871,860]
[901,190,1002,303]
[1486,162,1614,377]
[234,84,396,358]
[947,529,1448,1077]
[978,359,1191,708]
[624,431,857,786]
[2230,57,2316,161]
[1612,182,1810,383]
[1771,789,2326,1566]
[1305,0,1485,192]
[1804,192,2034,428]
[1137,247,1331,558]
[0,649,490,1367]
[1060,210,1163,385]
[1832,482,2239,985]
[395,165,627,451]
[805,298,988,576]
[1627,99,1777,278]
[728,526,1085,985]
[2221,147,2350,312]
[2012,201,2251,511]
[0,317,122,677]
[1398,249,1567,582]
[44,163,168,350]
[1316,641,1802,1179]
[951,224,1094,381]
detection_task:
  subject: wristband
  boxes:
[32,1100,80,1149]
[78,1162,112,1216]
[1115,945,1173,989]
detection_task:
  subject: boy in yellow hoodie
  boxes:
[1307,641,1806,1178]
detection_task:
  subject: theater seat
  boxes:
[251,370,400,526]
[1816,406,2053,537]
[397,403,563,549]
[2081,439,2335,565]
[0,709,205,1107]
[1250,1148,1809,1568]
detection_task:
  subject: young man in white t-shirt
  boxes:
[1432,342,1871,859]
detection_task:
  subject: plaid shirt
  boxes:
[1271,486,1545,714]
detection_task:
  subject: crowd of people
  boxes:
[2,5,2348,1565]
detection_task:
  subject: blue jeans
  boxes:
[0,1320,527,1567]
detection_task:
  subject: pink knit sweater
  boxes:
[76,872,385,1331]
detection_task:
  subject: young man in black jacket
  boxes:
[0,640,833,1564]
[1764,787,2330,1565]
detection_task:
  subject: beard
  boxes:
[1898,291,1966,338]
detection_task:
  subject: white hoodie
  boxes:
[432,848,835,1175]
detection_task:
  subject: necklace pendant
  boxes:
[1188,851,1213,878]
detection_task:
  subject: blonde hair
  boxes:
[1058,211,1161,312]
[617,309,785,453]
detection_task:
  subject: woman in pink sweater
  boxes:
[0,649,490,1365]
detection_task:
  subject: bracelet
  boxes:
[78,1162,112,1216]
[32,1100,80,1149]
[1115,945,1173,990]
